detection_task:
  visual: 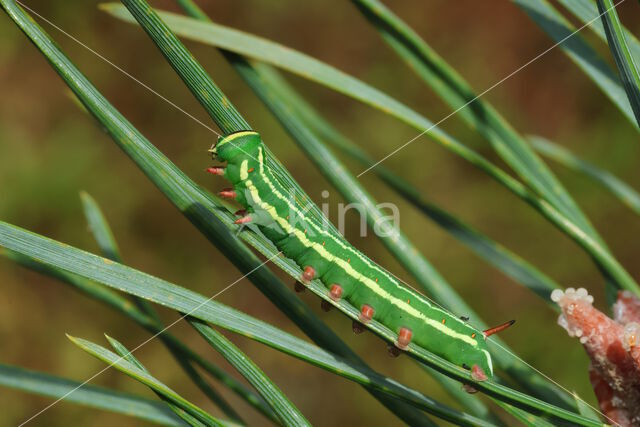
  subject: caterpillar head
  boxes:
[210,131,262,163]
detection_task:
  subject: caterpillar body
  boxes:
[209,131,512,382]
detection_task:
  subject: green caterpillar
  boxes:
[209,130,513,382]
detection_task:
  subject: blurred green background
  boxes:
[1,1,640,425]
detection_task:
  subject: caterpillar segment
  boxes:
[209,130,517,384]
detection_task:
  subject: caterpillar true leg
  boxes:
[218,188,237,199]
[206,166,225,176]
[234,215,252,225]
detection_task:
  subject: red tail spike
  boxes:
[483,320,516,338]
[218,188,237,199]
[206,166,225,176]
[234,216,252,225]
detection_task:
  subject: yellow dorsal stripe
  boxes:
[222,131,259,143]
[217,131,260,151]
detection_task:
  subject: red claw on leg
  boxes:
[206,166,225,176]
[218,188,237,199]
[234,216,252,225]
[471,365,488,382]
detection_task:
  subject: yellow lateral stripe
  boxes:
[256,146,475,333]
[246,176,478,345]
[243,153,479,347]
[256,148,400,288]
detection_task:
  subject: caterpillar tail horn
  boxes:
[483,319,515,338]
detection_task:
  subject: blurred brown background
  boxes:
[1,0,640,425]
